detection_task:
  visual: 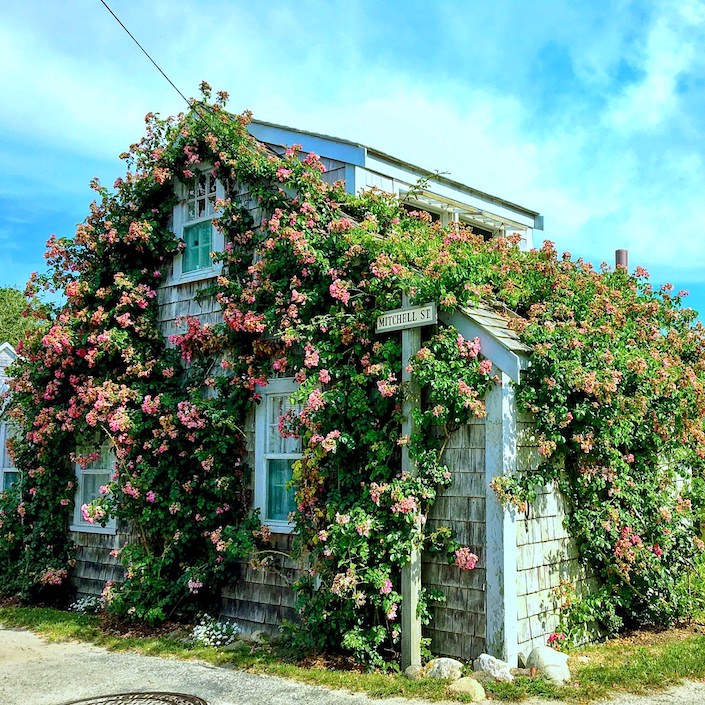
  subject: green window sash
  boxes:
[183,221,212,273]
[266,458,296,521]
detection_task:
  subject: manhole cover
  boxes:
[61,694,207,705]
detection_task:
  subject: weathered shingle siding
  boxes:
[423,418,487,660]
[514,415,595,655]
[217,407,305,634]
[70,526,131,599]
[157,278,221,341]
[220,532,303,636]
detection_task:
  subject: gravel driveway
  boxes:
[2,627,705,705]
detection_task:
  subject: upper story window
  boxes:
[172,168,225,281]
[183,172,218,273]
[254,378,301,532]
[0,421,18,491]
[70,442,116,535]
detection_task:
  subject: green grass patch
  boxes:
[3,606,705,702]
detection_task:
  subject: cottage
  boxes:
[51,118,595,666]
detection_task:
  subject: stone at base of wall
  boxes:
[448,677,486,701]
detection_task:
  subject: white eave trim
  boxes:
[0,342,18,360]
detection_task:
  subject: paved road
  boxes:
[3,627,705,705]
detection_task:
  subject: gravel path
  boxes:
[2,627,705,705]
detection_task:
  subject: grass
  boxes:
[2,605,705,702]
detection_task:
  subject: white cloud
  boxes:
[2,0,705,295]
[604,1,705,132]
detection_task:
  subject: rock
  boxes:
[472,653,514,682]
[219,640,244,652]
[448,676,486,701]
[526,646,571,685]
[510,667,532,677]
[469,670,494,685]
[425,657,464,681]
[517,650,528,668]
[404,664,424,681]
[249,629,268,644]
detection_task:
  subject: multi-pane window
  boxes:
[182,171,218,273]
[71,442,116,534]
[0,422,18,491]
[255,379,300,529]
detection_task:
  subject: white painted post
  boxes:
[484,372,519,666]
[376,296,437,670]
[400,298,422,671]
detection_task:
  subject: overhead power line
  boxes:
[98,0,268,173]
[99,0,192,108]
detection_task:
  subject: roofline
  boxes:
[250,119,368,153]
[440,308,528,384]
[0,342,17,358]
[249,119,541,221]
[365,147,540,220]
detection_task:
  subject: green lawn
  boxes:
[2,605,705,702]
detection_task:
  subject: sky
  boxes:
[1,0,705,314]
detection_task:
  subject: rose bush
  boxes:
[2,84,705,662]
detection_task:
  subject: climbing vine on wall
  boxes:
[2,84,705,663]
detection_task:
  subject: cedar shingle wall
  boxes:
[70,527,130,598]
[219,532,303,636]
[422,418,487,660]
[514,416,597,655]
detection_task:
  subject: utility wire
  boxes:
[98,0,192,109]
[98,0,263,167]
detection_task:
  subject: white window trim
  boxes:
[70,443,117,535]
[171,167,226,283]
[0,421,18,492]
[254,378,300,534]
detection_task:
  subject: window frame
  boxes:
[0,420,18,492]
[172,167,226,282]
[254,378,301,533]
[70,442,117,535]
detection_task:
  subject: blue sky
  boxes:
[2,1,705,314]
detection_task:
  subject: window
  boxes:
[71,442,116,534]
[173,169,225,280]
[0,421,18,491]
[183,171,217,273]
[255,378,301,531]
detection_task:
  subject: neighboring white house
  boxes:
[0,342,18,491]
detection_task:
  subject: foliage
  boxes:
[508,250,705,633]
[69,595,102,614]
[0,287,37,347]
[2,83,705,665]
[7,604,705,703]
[191,613,241,648]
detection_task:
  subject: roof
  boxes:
[439,303,530,383]
[460,303,531,356]
[248,119,542,225]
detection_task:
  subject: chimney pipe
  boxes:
[615,249,628,269]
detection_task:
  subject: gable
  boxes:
[0,342,17,379]
[440,305,529,383]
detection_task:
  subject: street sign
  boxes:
[376,302,437,334]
